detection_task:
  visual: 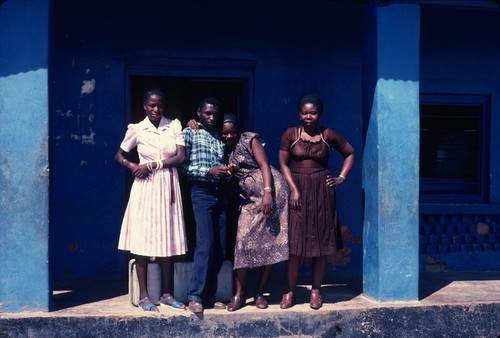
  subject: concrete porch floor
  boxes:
[1,266,499,337]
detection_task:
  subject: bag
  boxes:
[128,259,161,306]
[128,259,233,306]
[173,260,233,303]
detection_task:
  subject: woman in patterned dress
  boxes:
[221,114,289,312]
[279,93,355,310]
[115,88,187,312]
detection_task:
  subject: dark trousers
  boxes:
[187,184,227,303]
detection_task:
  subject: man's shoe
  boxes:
[188,301,204,313]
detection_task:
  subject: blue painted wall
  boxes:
[0,0,50,311]
[1,1,498,299]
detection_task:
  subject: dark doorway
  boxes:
[128,76,246,262]
[130,76,247,128]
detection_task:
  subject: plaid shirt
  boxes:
[182,126,225,183]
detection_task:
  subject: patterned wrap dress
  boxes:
[279,127,345,257]
[230,132,289,269]
[118,116,187,258]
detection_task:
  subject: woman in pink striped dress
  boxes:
[115,88,187,312]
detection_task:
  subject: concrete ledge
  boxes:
[2,272,499,337]
[2,303,499,337]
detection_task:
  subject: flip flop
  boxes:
[159,294,186,310]
[138,296,158,312]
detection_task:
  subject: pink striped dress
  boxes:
[118,116,187,258]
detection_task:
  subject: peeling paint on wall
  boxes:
[0,157,11,208]
[58,109,73,117]
[82,128,95,144]
[70,128,95,145]
[81,79,95,95]
[329,247,352,268]
[326,224,356,268]
[477,223,489,235]
[67,241,79,252]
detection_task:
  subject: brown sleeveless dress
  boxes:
[279,127,346,257]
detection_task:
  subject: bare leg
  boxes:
[227,268,247,311]
[280,255,301,309]
[234,268,247,297]
[158,257,185,309]
[255,264,273,295]
[159,257,173,294]
[136,256,158,311]
[136,256,149,299]
[310,256,327,309]
[286,255,301,293]
[254,264,273,309]
[311,256,327,290]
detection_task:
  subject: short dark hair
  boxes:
[298,93,324,114]
[198,97,221,111]
[143,88,165,104]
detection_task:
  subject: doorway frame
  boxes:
[124,57,256,129]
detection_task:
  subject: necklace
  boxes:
[300,127,322,142]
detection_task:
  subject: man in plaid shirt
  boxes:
[182,97,231,313]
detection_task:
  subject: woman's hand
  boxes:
[187,119,201,131]
[132,163,151,180]
[289,188,301,212]
[326,174,345,187]
[227,163,240,175]
[261,191,273,215]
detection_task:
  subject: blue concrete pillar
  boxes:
[362,4,420,301]
[0,0,50,311]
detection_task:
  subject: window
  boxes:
[420,95,490,203]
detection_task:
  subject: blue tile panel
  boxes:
[420,214,500,254]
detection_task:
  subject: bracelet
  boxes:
[263,187,272,192]
[146,162,153,171]
[338,174,346,180]
[156,159,163,170]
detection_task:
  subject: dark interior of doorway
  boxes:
[130,76,246,128]
[129,76,245,262]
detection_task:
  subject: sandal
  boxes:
[138,296,159,312]
[279,291,294,309]
[159,293,186,310]
[310,289,322,310]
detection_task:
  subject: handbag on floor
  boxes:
[128,259,161,306]
[129,259,233,306]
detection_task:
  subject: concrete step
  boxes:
[1,270,499,337]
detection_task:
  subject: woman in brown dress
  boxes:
[278,93,355,309]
